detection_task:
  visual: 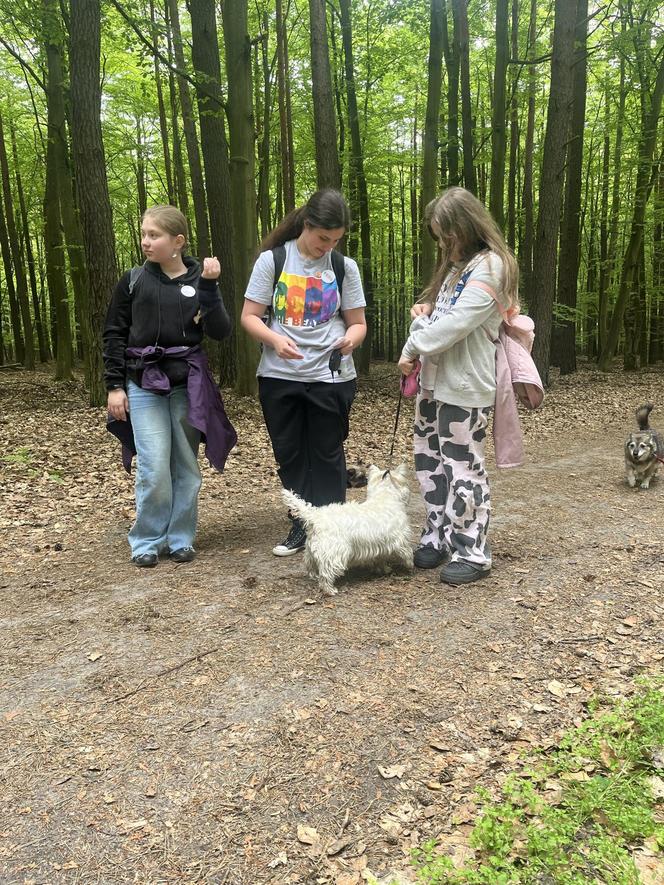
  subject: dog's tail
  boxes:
[636,403,654,431]
[282,488,315,525]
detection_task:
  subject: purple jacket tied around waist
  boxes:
[107,345,237,473]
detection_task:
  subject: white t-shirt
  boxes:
[244,239,366,382]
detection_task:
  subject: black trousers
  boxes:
[258,376,357,507]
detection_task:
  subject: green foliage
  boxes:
[410,679,664,884]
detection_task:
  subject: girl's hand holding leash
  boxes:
[201,257,221,279]
[398,355,417,376]
[410,302,433,320]
[332,335,355,355]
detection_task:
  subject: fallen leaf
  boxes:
[268,852,288,868]
[296,824,320,845]
[378,763,406,780]
[547,679,566,698]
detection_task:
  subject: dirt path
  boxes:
[1,364,663,884]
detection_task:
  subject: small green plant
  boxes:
[1,446,34,465]
[411,678,664,884]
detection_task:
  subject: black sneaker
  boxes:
[414,545,449,569]
[272,518,306,556]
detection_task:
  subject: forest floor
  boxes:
[1,361,663,885]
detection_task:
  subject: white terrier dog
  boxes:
[282,463,413,596]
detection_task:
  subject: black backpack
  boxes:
[272,245,345,294]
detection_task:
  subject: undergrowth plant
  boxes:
[405,678,664,884]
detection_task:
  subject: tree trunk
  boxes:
[10,122,50,361]
[651,143,664,363]
[453,0,476,194]
[339,0,374,374]
[164,8,188,218]
[598,44,664,371]
[309,0,341,189]
[520,0,538,300]
[275,0,295,211]
[551,0,587,375]
[190,0,237,385]
[0,111,34,368]
[69,0,118,402]
[597,76,611,357]
[506,0,519,248]
[441,0,459,186]
[222,0,259,394]
[257,15,272,239]
[167,0,210,258]
[0,187,24,365]
[421,0,444,285]
[489,0,509,228]
[150,0,174,203]
[530,0,576,384]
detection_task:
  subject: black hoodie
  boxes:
[103,257,232,391]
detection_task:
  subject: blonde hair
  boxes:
[142,205,188,251]
[420,187,519,311]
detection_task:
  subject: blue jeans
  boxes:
[127,380,201,556]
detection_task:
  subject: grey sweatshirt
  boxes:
[401,252,503,408]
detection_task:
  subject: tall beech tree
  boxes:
[69,0,117,404]
[421,0,444,284]
[339,0,374,372]
[189,0,237,383]
[222,0,260,394]
[530,0,576,383]
[309,0,341,189]
[551,0,588,374]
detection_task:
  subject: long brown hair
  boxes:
[420,187,519,311]
[260,189,351,251]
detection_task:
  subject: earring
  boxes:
[172,251,178,258]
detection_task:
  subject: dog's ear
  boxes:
[393,463,409,479]
[367,464,381,481]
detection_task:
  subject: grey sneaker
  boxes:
[440,561,490,585]
[272,518,307,556]
[414,545,449,569]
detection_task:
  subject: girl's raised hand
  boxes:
[410,302,433,320]
[201,256,221,279]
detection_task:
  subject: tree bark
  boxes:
[0,184,24,365]
[167,0,210,258]
[150,0,174,203]
[276,0,295,211]
[551,0,587,375]
[421,0,444,285]
[10,121,50,361]
[189,0,237,385]
[69,0,118,402]
[0,111,34,368]
[441,0,459,186]
[308,0,341,189]
[489,0,509,229]
[452,0,476,194]
[530,0,576,383]
[222,0,259,394]
[520,0,538,298]
[339,0,374,374]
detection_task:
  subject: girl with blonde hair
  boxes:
[104,205,234,567]
[399,187,519,585]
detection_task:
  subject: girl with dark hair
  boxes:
[241,189,367,556]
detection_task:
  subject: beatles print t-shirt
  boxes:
[244,239,366,382]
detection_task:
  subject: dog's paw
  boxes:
[321,585,338,596]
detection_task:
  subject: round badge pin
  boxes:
[181,285,196,298]
[322,269,336,284]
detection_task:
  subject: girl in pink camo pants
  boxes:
[398,188,519,586]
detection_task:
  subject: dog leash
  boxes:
[387,387,403,467]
